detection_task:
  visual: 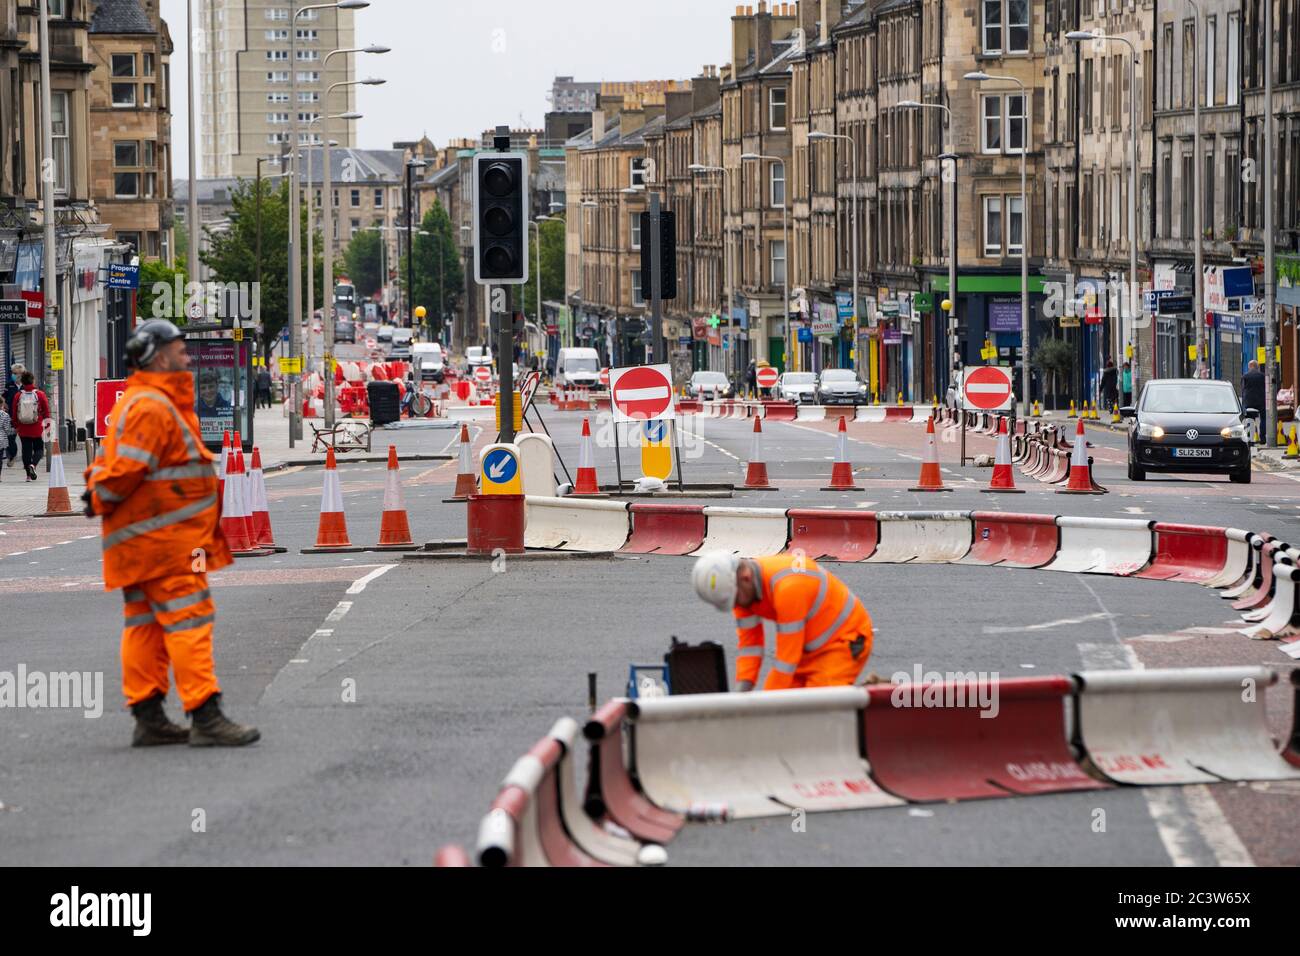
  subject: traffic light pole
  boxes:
[498,284,516,444]
[649,190,664,365]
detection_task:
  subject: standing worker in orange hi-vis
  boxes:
[82,320,260,747]
[692,551,874,691]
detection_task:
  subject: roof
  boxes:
[424,164,460,189]
[297,147,406,184]
[759,40,800,75]
[172,177,241,204]
[89,0,154,34]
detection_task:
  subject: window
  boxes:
[1227,14,1240,106]
[350,219,360,238]
[1083,59,1093,132]
[111,54,135,77]
[143,140,156,167]
[296,29,318,41]
[770,239,786,284]
[114,172,139,198]
[1181,154,1194,239]
[265,29,289,41]
[298,91,319,103]
[267,71,289,83]
[374,189,384,208]
[1007,195,1024,253]
[630,212,641,250]
[631,269,645,305]
[296,72,320,83]
[1225,149,1239,230]
[267,50,288,62]
[50,91,69,194]
[981,95,1002,152]
[114,141,139,167]
[48,0,67,15]
[1205,17,1216,106]
[144,172,156,198]
[630,158,647,187]
[142,84,154,108]
[1204,152,1215,233]
[769,87,787,130]
[982,0,1028,55]
[1006,94,1026,152]
[112,83,136,107]
[1182,21,1194,108]
[295,50,319,62]
[770,161,785,206]
[143,53,155,77]
[983,196,1003,255]
[350,189,361,208]
[266,112,288,124]
[982,0,1002,53]
[266,7,288,20]
[1162,24,1174,110]
[1006,0,1029,53]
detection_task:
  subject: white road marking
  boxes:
[325,601,354,623]
[985,612,1116,634]
[346,563,396,594]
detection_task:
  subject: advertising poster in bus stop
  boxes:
[186,339,251,446]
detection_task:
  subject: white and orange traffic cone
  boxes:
[449,423,477,500]
[220,448,260,554]
[376,445,418,549]
[982,417,1025,493]
[37,437,74,516]
[741,417,774,490]
[571,417,603,495]
[247,446,282,551]
[302,447,356,550]
[909,417,952,492]
[1056,418,1107,495]
[821,416,862,491]
[218,429,232,501]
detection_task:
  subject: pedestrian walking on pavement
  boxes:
[255,367,273,409]
[692,551,875,691]
[83,319,260,748]
[1243,360,1267,441]
[2,365,20,466]
[0,403,13,481]
[1121,361,1133,407]
[11,370,49,481]
[1099,359,1119,412]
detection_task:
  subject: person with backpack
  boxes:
[0,401,13,481]
[2,365,20,466]
[11,370,49,481]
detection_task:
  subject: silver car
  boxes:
[775,371,818,404]
[689,371,732,400]
[817,368,868,406]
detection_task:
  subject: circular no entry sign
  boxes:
[962,365,1013,411]
[756,366,779,388]
[474,366,492,383]
[612,365,673,421]
[599,367,610,387]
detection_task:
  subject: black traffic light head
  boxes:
[638,210,677,301]
[473,152,529,285]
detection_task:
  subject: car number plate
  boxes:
[1174,448,1213,458]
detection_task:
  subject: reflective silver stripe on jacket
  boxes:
[776,619,804,635]
[96,486,125,503]
[117,444,159,469]
[123,613,156,629]
[150,588,211,615]
[123,588,146,603]
[114,389,202,464]
[103,494,218,550]
[771,658,798,674]
[161,612,215,635]
[737,646,764,658]
[805,598,862,654]
[147,463,215,482]
[735,614,761,629]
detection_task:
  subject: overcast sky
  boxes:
[163,0,738,176]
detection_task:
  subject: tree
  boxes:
[521,217,565,323]
[342,228,384,299]
[136,258,187,322]
[398,200,463,339]
[200,178,323,357]
[1031,337,1075,411]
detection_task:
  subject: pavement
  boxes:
[2,388,1299,867]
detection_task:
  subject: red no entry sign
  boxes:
[609,364,676,423]
[962,365,1014,411]
[599,367,610,387]
[474,366,492,383]
[756,366,779,388]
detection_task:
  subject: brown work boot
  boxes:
[187,693,261,747]
[131,694,190,747]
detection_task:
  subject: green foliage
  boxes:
[343,228,384,299]
[1031,337,1074,378]
[199,177,323,351]
[136,258,187,323]
[398,201,463,339]
[521,218,566,321]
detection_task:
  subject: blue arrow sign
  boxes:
[483,447,518,484]
[643,420,668,443]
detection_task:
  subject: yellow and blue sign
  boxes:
[480,442,523,495]
[641,420,673,481]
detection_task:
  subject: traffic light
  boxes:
[472,152,529,284]
[639,210,677,300]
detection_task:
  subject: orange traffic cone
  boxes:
[376,445,418,549]
[37,437,74,516]
[302,447,357,550]
[909,417,952,492]
[450,423,477,500]
[571,417,602,496]
[218,430,232,501]
[821,416,862,491]
[982,417,1025,493]
[741,417,774,489]
[220,448,260,554]
[247,447,282,550]
[1056,418,1107,495]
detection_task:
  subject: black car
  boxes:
[1122,378,1256,483]
[334,315,356,344]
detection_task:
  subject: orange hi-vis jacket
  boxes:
[85,370,231,591]
[733,555,873,691]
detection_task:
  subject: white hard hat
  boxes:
[692,550,740,611]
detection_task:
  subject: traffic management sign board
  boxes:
[756,366,779,389]
[609,363,676,423]
[961,365,1014,411]
[94,378,128,439]
[599,367,610,387]
[479,443,522,495]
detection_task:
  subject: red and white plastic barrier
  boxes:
[523,497,630,552]
[866,511,973,564]
[622,502,709,555]
[689,506,791,557]
[1042,516,1153,576]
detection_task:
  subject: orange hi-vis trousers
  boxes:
[121,572,220,713]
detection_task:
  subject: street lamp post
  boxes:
[740,154,789,382]
[688,164,731,374]
[809,131,860,381]
[965,71,1030,413]
[1066,31,1141,392]
[405,157,429,334]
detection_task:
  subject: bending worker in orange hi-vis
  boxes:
[83,319,259,748]
[692,551,873,691]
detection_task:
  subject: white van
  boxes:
[465,345,493,369]
[412,342,444,382]
[555,347,601,388]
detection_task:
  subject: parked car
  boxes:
[1122,378,1255,483]
[688,371,733,400]
[377,325,394,343]
[334,316,357,344]
[389,327,413,360]
[817,368,868,405]
[775,371,818,404]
